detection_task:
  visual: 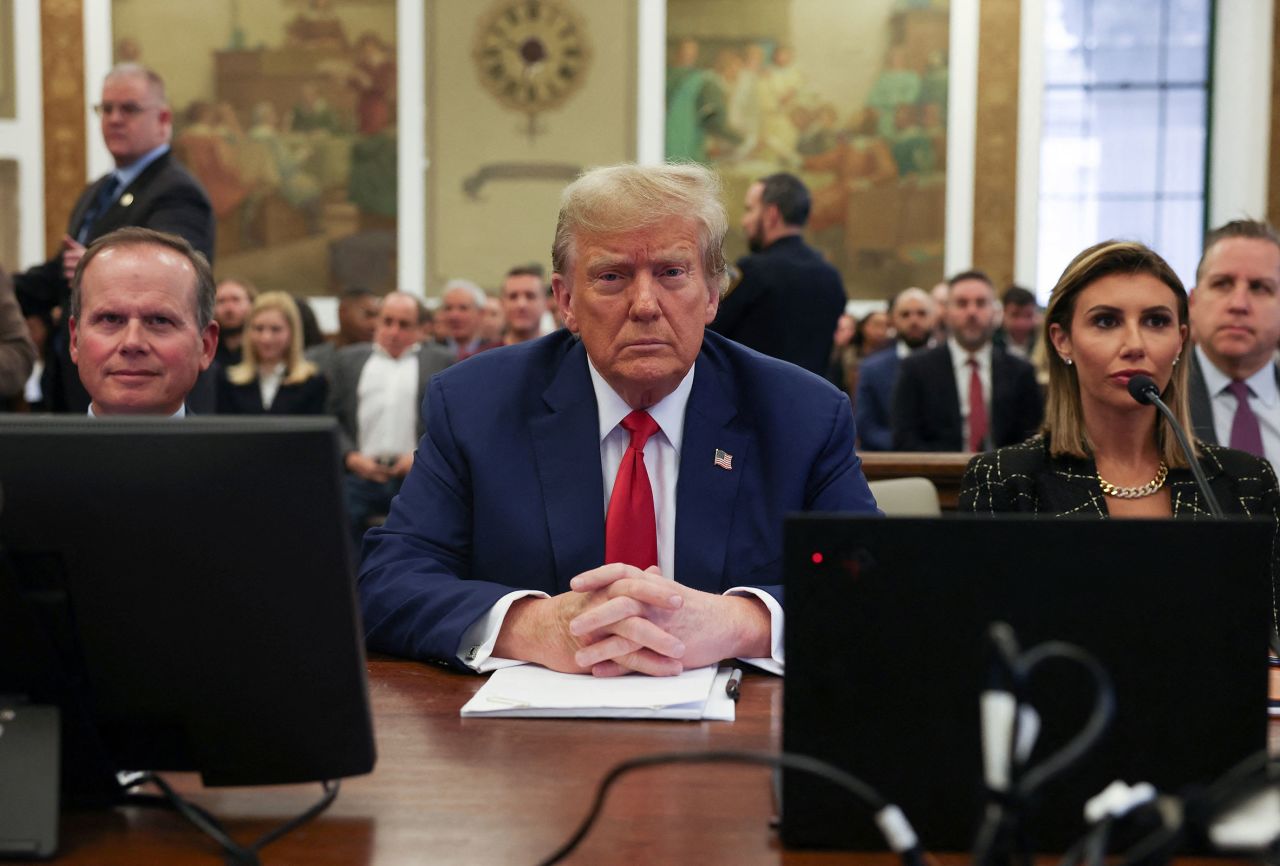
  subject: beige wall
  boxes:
[110,0,396,110]
[426,0,635,293]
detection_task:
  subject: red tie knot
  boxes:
[621,410,660,451]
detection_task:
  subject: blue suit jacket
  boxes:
[357,329,878,668]
[853,345,901,451]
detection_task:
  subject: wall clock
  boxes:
[472,0,591,138]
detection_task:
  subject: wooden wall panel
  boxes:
[972,0,1020,288]
[41,0,86,259]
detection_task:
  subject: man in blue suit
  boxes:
[855,286,936,450]
[358,163,878,678]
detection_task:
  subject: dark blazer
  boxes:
[14,150,215,413]
[356,329,880,669]
[215,369,328,415]
[709,235,846,377]
[1187,351,1280,446]
[325,341,456,457]
[853,345,902,451]
[892,343,1042,451]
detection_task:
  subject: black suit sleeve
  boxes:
[297,374,328,414]
[1012,362,1044,444]
[145,182,216,262]
[891,358,934,451]
[708,262,759,339]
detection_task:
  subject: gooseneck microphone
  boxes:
[1127,374,1223,517]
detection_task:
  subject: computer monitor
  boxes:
[782,514,1271,853]
[0,417,376,798]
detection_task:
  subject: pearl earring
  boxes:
[1172,355,1180,366]
[1062,356,1073,366]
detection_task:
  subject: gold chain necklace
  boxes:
[1097,462,1168,499]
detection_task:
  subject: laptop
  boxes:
[781,515,1271,852]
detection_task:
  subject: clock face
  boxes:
[473,0,591,115]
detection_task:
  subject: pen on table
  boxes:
[725,668,743,702]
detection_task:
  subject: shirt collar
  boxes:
[115,143,170,190]
[586,359,696,455]
[947,336,991,369]
[1197,344,1279,407]
[373,342,421,361]
[88,401,186,418]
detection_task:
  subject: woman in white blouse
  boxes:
[216,291,326,415]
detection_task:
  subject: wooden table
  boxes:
[35,660,874,866]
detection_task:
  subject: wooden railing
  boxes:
[859,451,974,510]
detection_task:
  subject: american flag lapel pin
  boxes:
[714,448,733,470]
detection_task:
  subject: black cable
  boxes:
[124,773,340,866]
[534,749,927,866]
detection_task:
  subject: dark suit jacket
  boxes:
[892,343,1043,451]
[356,329,879,669]
[14,150,215,413]
[215,370,328,415]
[853,345,901,451]
[1188,351,1280,446]
[709,235,846,376]
[325,342,456,456]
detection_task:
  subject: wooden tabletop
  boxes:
[36,659,876,866]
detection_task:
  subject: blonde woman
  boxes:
[216,291,326,415]
[959,240,1279,519]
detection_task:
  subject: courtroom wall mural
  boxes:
[667,0,950,299]
[112,0,397,295]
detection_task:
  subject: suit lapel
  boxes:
[930,348,962,445]
[1187,353,1218,444]
[674,351,748,591]
[530,341,606,591]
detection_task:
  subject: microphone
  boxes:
[1127,374,1223,517]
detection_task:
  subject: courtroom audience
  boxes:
[855,286,936,450]
[306,286,381,375]
[293,295,326,350]
[959,239,1280,522]
[481,295,505,344]
[439,278,500,360]
[213,278,255,367]
[995,284,1039,360]
[828,309,891,404]
[68,227,218,417]
[1186,219,1280,470]
[500,264,549,345]
[326,291,454,550]
[0,267,37,408]
[892,270,1042,451]
[216,291,327,415]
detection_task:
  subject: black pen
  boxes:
[725,667,743,702]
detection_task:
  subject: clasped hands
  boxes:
[497,563,771,677]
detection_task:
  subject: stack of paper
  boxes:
[460,664,736,720]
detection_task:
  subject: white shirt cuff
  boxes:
[725,586,784,675]
[456,590,549,673]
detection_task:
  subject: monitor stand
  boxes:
[0,701,60,860]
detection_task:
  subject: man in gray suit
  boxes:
[1188,219,1280,469]
[327,291,454,549]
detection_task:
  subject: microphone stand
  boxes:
[1128,377,1224,517]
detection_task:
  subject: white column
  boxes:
[1208,0,1274,226]
[398,0,427,296]
[635,0,665,165]
[0,0,46,265]
[84,0,113,181]
[1013,0,1044,293]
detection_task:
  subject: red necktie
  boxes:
[1227,380,1265,458]
[968,357,988,452]
[605,411,660,569]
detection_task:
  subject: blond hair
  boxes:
[1042,240,1193,467]
[228,291,318,386]
[551,162,730,293]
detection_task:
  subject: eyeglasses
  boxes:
[92,101,159,118]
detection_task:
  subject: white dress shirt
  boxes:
[457,359,785,675]
[258,363,286,411]
[1196,345,1280,470]
[948,337,992,450]
[356,343,420,460]
[87,404,185,418]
